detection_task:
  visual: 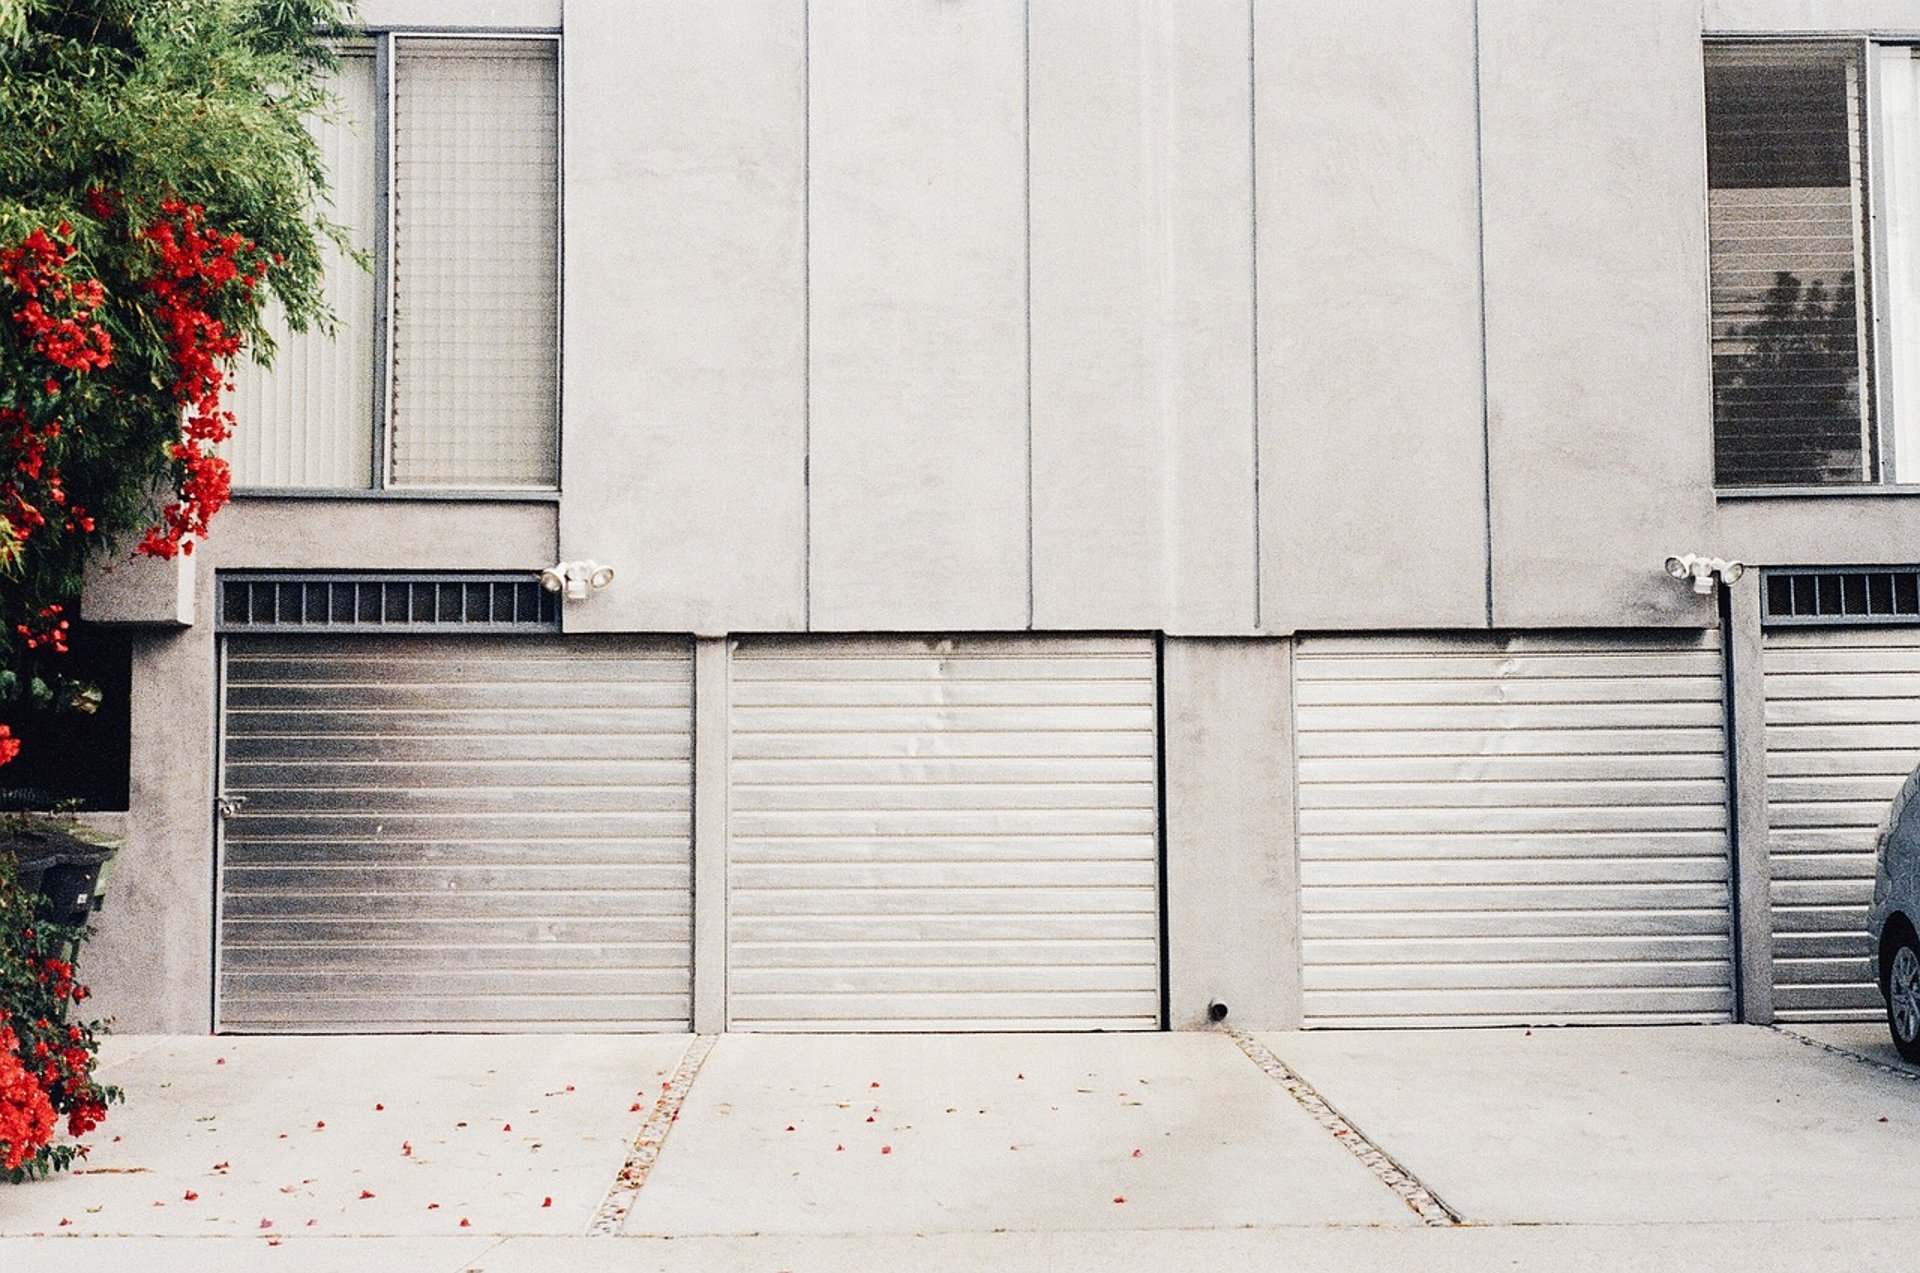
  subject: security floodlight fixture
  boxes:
[540,560,616,602]
[1664,553,1745,595]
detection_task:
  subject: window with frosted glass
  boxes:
[227,37,558,492]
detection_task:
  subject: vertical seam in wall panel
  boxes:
[1471,0,1494,630]
[1718,595,1745,1022]
[802,0,813,630]
[1024,0,1035,631]
[1154,633,1171,1030]
[1248,0,1261,631]
[1285,635,1304,1027]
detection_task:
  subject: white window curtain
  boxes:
[389,39,559,488]
[226,52,379,489]
[1878,46,1920,483]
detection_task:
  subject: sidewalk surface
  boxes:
[1,1022,1915,1270]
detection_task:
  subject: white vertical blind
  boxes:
[390,39,559,488]
[1878,47,1920,484]
[226,52,378,489]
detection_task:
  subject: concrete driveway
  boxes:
[1,1024,1917,1270]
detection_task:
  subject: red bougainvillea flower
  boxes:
[0,1026,58,1171]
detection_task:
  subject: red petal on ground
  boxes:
[427,1203,440,1210]
[57,1219,71,1227]
[459,1218,471,1228]
[542,1197,553,1208]
[259,1219,273,1229]
[402,1141,412,1156]
[630,1103,642,1112]
[866,1115,875,1123]
[880,1146,892,1155]
[183,1191,198,1201]
[359,1190,375,1200]
[835,1144,844,1152]
[374,1103,384,1111]
[871,1082,880,1089]
[215,1058,225,1066]
[502,1123,512,1132]
[1131,1149,1143,1158]
[315,1121,325,1129]
[785,1125,796,1132]
[1113,1197,1126,1204]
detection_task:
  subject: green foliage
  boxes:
[0,0,357,756]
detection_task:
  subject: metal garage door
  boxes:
[726,636,1161,1031]
[1762,629,1920,1021]
[217,635,694,1032]
[1295,633,1734,1027]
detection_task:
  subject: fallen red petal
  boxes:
[427,1203,440,1210]
[542,1197,553,1208]
[374,1103,384,1111]
[1113,1196,1126,1204]
[57,1219,71,1227]
[183,1191,198,1201]
[880,1145,892,1155]
[315,1121,326,1130]
[1131,1148,1143,1158]
[459,1218,471,1228]
[215,1058,225,1066]
[259,1218,273,1229]
[402,1141,412,1156]
[785,1125,796,1132]
[502,1123,512,1132]
[629,1103,642,1112]
[359,1190,375,1200]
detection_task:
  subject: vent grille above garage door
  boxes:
[219,574,559,633]
[1764,568,1920,626]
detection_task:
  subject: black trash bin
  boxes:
[1,824,115,928]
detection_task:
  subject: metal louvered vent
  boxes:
[217,573,559,633]
[1763,567,1920,625]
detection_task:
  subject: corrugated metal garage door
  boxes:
[1295,633,1734,1027]
[218,636,694,1032]
[726,637,1161,1031]
[1762,629,1920,1021]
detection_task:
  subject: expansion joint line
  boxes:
[1770,1024,1920,1084]
[587,1034,717,1236]
[1227,1029,1460,1227]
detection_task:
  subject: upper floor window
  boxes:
[228,35,560,492]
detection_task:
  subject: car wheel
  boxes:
[1889,936,1920,1065]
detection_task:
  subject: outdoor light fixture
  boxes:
[540,560,616,602]
[1664,553,1746,596]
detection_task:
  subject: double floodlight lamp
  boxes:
[540,559,616,602]
[1664,553,1745,596]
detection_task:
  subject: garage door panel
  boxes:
[220,939,688,972]
[730,781,1154,814]
[1304,986,1733,1026]
[224,733,692,763]
[222,863,695,895]
[218,635,694,1033]
[1298,778,1727,810]
[222,838,691,868]
[1305,907,1731,941]
[734,731,1154,760]
[1302,831,1728,861]
[729,938,1158,968]
[231,812,691,843]
[225,680,688,711]
[727,637,1161,1032]
[225,758,692,790]
[223,916,688,947]
[1301,855,1734,888]
[1296,633,1734,1026]
[1304,958,1735,993]
[1308,934,1731,965]
[733,809,1156,837]
[725,990,1157,1029]
[1298,726,1722,758]
[1300,753,1728,784]
[1763,629,1920,1021]
[1301,805,1726,835]
[1295,675,1724,707]
[232,995,693,1030]
[227,706,692,737]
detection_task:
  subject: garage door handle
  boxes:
[215,795,248,820]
